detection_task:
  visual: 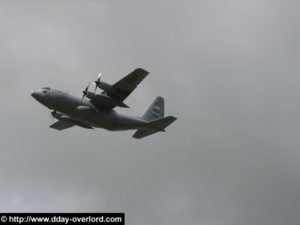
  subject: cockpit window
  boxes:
[42,87,50,93]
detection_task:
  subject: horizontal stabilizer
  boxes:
[133,116,177,139]
[148,116,177,131]
[133,128,159,139]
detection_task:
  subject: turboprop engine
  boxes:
[81,79,129,108]
[93,73,120,97]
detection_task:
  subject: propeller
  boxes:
[82,82,90,101]
[50,110,56,119]
[94,73,102,93]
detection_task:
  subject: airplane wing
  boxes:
[112,68,149,101]
[49,120,75,130]
[50,119,94,130]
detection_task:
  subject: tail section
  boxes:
[142,96,164,121]
[133,97,177,139]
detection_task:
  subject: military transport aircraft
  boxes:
[31,68,177,139]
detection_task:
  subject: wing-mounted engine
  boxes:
[51,110,66,120]
[81,80,128,110]
[93,73,124,99]
[85,91,129,109]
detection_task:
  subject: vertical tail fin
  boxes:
[142,96,164,121]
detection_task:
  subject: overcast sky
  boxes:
[0,1,300,225]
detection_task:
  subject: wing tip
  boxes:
[135,67,149,75]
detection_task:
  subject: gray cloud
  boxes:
[0,1,300,225]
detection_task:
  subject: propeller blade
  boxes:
[82,82,90,101]
[86,82,90,93]
[98,73,102,80]
[94,83,98,93]
[50,110,56,119]
[94,73,102,93]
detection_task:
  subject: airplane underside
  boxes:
[50,106,148,132]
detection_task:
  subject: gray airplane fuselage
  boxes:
[31,88,148,131]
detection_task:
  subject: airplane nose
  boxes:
[31,91,38,99]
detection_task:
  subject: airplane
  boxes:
[31,68,177,139]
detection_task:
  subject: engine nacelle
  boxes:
[52,111,64,120]
[86,91,129,108]
[95,81,122,97]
